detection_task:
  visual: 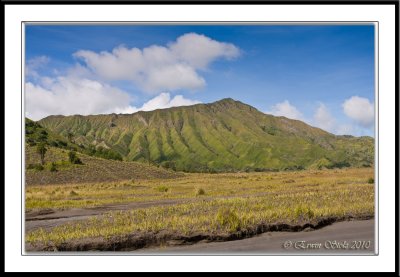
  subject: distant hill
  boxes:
[37,98,374,172]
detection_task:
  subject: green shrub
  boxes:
[155,185,169,192]
[49,141,59,147]
[50,162,57,172]
[26,138,36,146]
[195,188,205,196]
[368,177,374,184]
[27,163,44,171]
[37,132,48,142]
[69,190,78,196]
[160,161,177,171]
[330,161,351,169]
[84,145,122,161]
[262,126,278,135]
[68,151,83,165]
[57,140,68,148]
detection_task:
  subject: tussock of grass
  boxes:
[216,208,241,232]
[69,190,78,196]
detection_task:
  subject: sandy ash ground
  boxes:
[26,208,374,254]
[136,220,375,254]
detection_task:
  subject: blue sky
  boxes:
[25,25,375,136]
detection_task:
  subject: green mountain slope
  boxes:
[37,98,374,172]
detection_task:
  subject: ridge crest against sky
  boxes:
[25,25,375,136]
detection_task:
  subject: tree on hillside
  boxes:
[36,143,47,165]
[67,132,74,143]
[68,150,82,164]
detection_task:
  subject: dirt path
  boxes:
[136,220,375,254]
[25,198,190,232]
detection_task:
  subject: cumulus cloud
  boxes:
[313,103,336,133]
[74,33,239,93]
[169,33,240,69]
[25,34,237,121]
[268,100,304,120]
[25,74,201,120]
[113,92,201,114]
[25,76,134,120]
[139,92,201,111]
[342,96,374,128]
[312,102,374,136]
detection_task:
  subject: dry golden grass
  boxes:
[26,167,374,247]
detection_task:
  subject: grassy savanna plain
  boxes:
[25,167,374,251]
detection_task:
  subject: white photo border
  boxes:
[5,3,397,272]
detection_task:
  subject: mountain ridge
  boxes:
[37,98,374,172]
[39,98,370,139]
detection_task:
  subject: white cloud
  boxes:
[313,103,336,133]
[26,56,50,78]
[25,76,134,120]
[74,33,239,93]
[25,74,201,120]
[169,33,240,69]
[342,96,374,128]
[313,102,375,136]
[143,64,205,91]
[267,100,363,136]
[25,34,235,121]
[268,100,304,120]
[266,99,374,137]
[140,93,200,111]
[311,103,365,136]
[113,92,201,114]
